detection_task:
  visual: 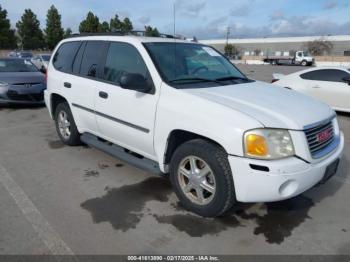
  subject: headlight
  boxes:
[244,129,295,160]
[0,81,9,87]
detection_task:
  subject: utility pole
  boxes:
[226,26,230,46]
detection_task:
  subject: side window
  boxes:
[72,42,86,74]
[80,41,107,78]
[301,69,349,82]
[103,42,152,88]
[53,42,81,73]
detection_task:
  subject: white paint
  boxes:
[0,164,75,256]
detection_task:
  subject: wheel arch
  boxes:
[163,129,227,169]
[50,93,68,120]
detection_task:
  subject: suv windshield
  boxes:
[0,59,38,73]
[144,42,249,87]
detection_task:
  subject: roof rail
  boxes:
[67,31,175,39]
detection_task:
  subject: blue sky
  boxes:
[2,0,350,39]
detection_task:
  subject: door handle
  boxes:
[99,91,108,99]
[312,85,321,88]
[64,82,71,88]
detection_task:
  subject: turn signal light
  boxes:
[245,134,268,157]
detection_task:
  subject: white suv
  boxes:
[45,35,344,217]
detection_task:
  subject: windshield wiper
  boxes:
[169,77,224,85]
[215,76,251,82]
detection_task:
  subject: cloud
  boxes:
[269,9,285,21]
[175,0,206,17]
[229,0,255,17]
[322,0,348,10]
[138,16,151,25]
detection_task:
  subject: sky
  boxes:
[2,0,350,39]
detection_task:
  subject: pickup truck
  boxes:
[263,51,314,66]
[45,35,344,217]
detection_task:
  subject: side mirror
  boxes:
[342,76,350,85]
[120,73,152,93]
[40,67,46,74]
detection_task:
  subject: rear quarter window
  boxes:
[53,41,81,73]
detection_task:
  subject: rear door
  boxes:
[52,41,108,134]
[94,41,160,159]
[300,69,350,109]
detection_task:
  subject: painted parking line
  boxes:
[0,163,76,257]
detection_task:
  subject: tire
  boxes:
[301,60,307,66]
[54,102,81,146]
[169,139,236,217]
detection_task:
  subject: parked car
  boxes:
[15,51,34,59]
[31,54,51,71]
[0,58,46,105]
[45,35,344,217]
[263,51,314,66]
[272,67,350,113]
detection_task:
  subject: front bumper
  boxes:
[229,132,344,202]
[0,84,46,105]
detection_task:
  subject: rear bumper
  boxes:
[229,132,344,202]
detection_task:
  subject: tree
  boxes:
[224,44,233,57]
[100,21,110,32]
[144,26,160,37]
[45,5,64,50]
[306,39,333,56]
[63,28,72,38]
[16,9,44,49]
[0,5,17,49]
[121,17,133,33]
[79,12,100,33]
[110,14,122,32]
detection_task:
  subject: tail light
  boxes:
[45,70,48,83]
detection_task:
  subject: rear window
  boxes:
[300,69,349,82]
[53,42,81,73]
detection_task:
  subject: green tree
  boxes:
[121,17,133,33]
[63,28,72,38]
[144,26,160,37]
[0,5,17,49]
[79,12,100,33]
[224,44,233,57]
[16,9,44,49]
[100,21,110,32]
[110,14,122,32]
[45,5,64,50]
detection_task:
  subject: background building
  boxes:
[201,35,350,57]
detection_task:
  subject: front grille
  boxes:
[304,120,335,158]
[7,90,44,102]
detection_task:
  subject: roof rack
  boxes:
[68,31,175,39]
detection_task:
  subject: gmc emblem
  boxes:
[316,128,332,143]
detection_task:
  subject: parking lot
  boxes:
[0,65,349,255]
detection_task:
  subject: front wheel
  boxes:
[301,60,308,66]
[170,139,236,217]
[54,102,81,146]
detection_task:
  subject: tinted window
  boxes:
[42,55,51,61]
[103,42,152,88]
[53,42,81,73]
[80,41,107,78]
[72,42,86,74]
[300,69,349,82]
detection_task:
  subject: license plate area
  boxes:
[320,159,340,184]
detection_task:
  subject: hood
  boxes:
[182,81,334,130]
[0,72,45,84]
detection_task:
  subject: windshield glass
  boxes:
[20,52,33,58]
[144,42,248,87]
[42,55,51,61]
[0,59,38,72]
